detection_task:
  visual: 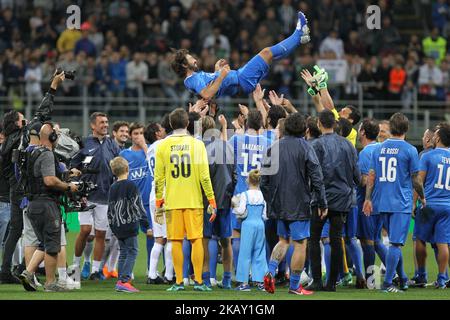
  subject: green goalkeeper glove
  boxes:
[313,65,329,89]
[307,87,318,96]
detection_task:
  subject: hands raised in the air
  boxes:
[189,99,208,113]
[218,114,227,128]
[268,90,284,106]
[300,69,315,87]
[219,64,230,78]
[252,83,266,102]
[215,59,228,71]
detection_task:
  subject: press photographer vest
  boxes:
[25,146,61,200]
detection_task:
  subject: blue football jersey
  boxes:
[119,147,151,205]
[357,142,379,209]
[264,129,276,144]
[419,148,450,206]
[370,139,419,214]
[229,133,270,195]
[184,70,239,97]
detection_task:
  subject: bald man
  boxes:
[19,123,78,292]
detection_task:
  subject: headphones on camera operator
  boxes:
[42,121,58,143]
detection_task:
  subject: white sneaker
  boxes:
[57,279,74,291]
[210,278,218,286]
[183,278,189,286]
[67,264,80,277]
[65,276,81,290]
[300,270,311,286]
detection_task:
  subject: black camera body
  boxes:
[62,156,98,212]
[55,68,76,80]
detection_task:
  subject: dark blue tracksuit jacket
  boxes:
[310,133,360,212]
[70,136,120,204]
[261,136,327,221]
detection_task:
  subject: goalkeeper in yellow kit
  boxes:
[154,108,217,292]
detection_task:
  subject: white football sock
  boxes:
[164,241,174,280]
[382,236,389,247]
[73,255,82,267]
[92,260,101,273]
[84,241,93,263]
[107,236,120,271]
[148,243,163,279]
[58,268,67,281]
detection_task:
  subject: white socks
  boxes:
[164,241,174,280]
[84,241,93,263]
[58,268,67,281]
[148,243,164,279]
[73,256,82,267]
[92,260,101,273]
[382,236,390,247]
[107,236,119,271]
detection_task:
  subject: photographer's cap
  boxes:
[29,122,43,137]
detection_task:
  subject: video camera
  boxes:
[62,156,98,212]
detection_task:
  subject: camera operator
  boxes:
[25,122,78,291]
[20,122,43,273]
[0,110,25,283]
[0,70,66,284]
[70,112,120,280]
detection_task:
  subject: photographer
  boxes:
[70,112,120,280]
[0,124,10,259]
[24,123,78,291]
[0,70,65,284]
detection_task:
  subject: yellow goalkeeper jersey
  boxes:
[332,108,357,147]
[154,132,215,210]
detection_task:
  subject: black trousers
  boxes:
[1,180,23,274]
[309,207,346,287]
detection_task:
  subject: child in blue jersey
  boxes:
[415,123,450,288]
[232,169,268,291]
[172,12,310,100]
[119,123,154,275]
[355,119,388,284]
[228,110,271,274]
[363,113,425,293]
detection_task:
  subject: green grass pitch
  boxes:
[0,231,449,300]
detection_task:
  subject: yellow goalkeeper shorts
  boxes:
[165,208,203,240]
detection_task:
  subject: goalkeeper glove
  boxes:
[313,65,328,89]
[207,199,217,223]
[155,206,165,225]
[155,199,165,225]
[307,87,318,97]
